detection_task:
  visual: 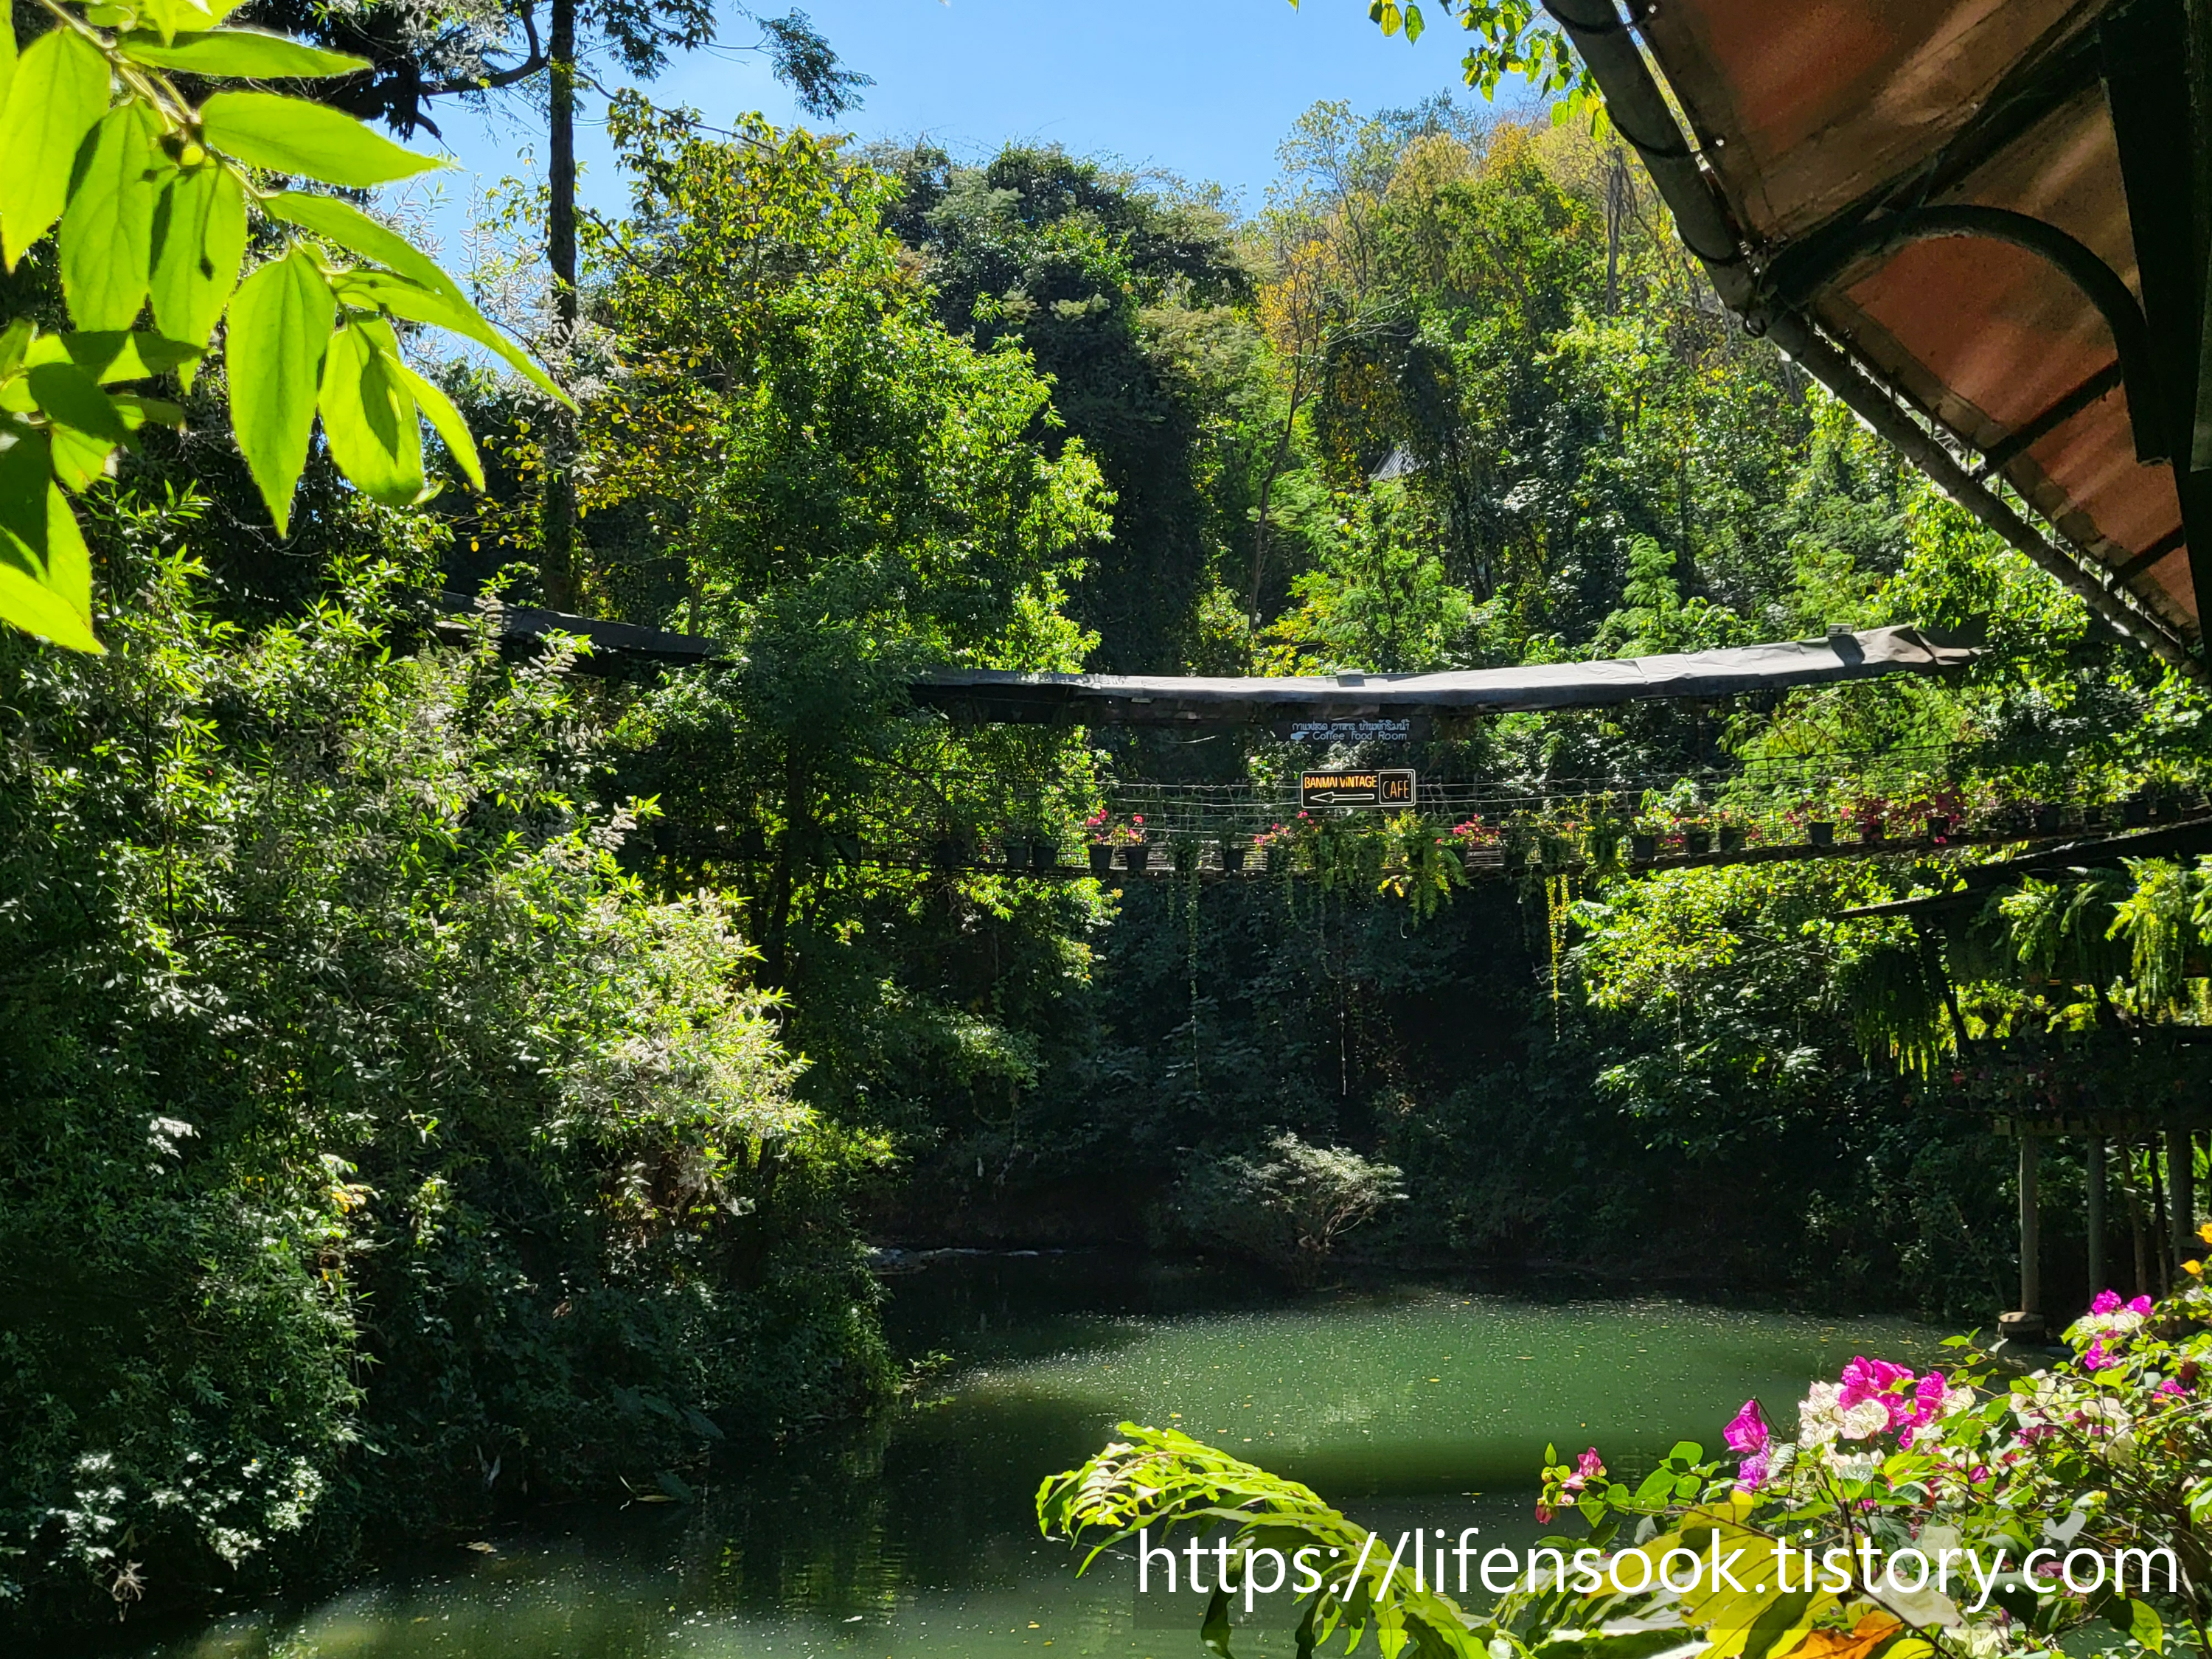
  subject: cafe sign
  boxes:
[1299,768,1417,809]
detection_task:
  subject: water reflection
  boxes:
[119,1253,1947,1659]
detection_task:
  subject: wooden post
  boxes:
[2170,1126,2194,1270]
[2020,1131,2041,1321]
[2152,1147,2173,1293]
[2087,1137,2107,1297]
[2126,1141,2151,1297]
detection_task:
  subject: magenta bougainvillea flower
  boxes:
[1724,1399,1772,1488]
[1724,1399,1769,1454]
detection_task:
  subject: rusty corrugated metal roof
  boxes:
[1561,0,2207,656]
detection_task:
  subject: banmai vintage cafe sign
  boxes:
[1299,769,1417,810]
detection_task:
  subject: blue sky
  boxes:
[406,0,1517,257]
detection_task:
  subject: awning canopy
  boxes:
[911,625,1974,726]
[1549,0,2210,675]
[1835,813,2212,919]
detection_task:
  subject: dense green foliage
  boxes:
[0,504,888,1621]
[2,2,2208,1629]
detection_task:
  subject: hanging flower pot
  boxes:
[737,826,769,861]
[1807,820,1834,849]
[1629,832,1656,863]
[2032,803,2062,834]
[1924,814,1950,844]
[933,837,965,869]
[1858,818,1885,846]
[1683,827,1713,855]
[1123,841,1152,874]
[1718,824,1746,852]
[2124,794,2151,827]
[1032,841,1060,871]
[1265,841,1290,874]
[1088,843,1114,876]
[1220,840,1248,874]
[1172,840,1200,877]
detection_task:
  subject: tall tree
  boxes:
[259,0,871,607]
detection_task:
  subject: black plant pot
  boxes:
[1924,815,1950,843]
[1718,825,1746,852]
[1807,821,1835,849]
[1859,820,1886,846]
[2033,804,2062,834]
[737,826,769,860]
[1220,842,1248,873]
[2124,796,2151,828]
[1630,832,1656,863]
[1123,841,1152,873]
[1088,844,1114,876]
[933,838,965,870]
[1265,843,1290,874]
[1683,828,1713,855]
[1173,843,1199,876]
[1032,841,1060,871]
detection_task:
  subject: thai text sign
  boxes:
[1300,768,1416,809]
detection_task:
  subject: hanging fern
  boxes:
[2109,858,2208,1016]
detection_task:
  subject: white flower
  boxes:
[1798,1382,1844,1448]
[2068,1309,2149,1343]
[1840,1399,1891,1441]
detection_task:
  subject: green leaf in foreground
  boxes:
[0,8,18,118]
[59,104,167,332]
[27,330,201,384]
[0,27,112,269]
[119,27,369,79]
[199,92,445,189]
[333,268,570,406]
[318,315,423,507]
[226,247,335,533]
[394,360,483,490]
[150,166,248,368]
[265,191,468,305]
[0,428,100,650]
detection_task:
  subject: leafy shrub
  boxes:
[0,498,890,1623]
[1164,1131,1405,1284]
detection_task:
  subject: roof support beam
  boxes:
[2101,0,2212,622]
[1757,29,2107,282]
[1542,0,2206,677]
[2112,526,2188,585]
[1972,362,2124,479]
[1766,205,2163,465]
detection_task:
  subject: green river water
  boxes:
[114,1252,1948,1659]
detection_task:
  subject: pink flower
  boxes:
[1534,1501,1554,1523]
[2157,1379,2187,1399]
[2128,1295,2154,1316]
[1724,1399,1770,1455]
[1736,1447,1772,1491]
[1839,1356,1919,1428]
[1558,1447,1604,1500]
[2082,1338,2115,1371]
[2091,1290,2124,1315]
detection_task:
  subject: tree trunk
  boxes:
[541,0,579,609]
[1246,369,1304,664]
